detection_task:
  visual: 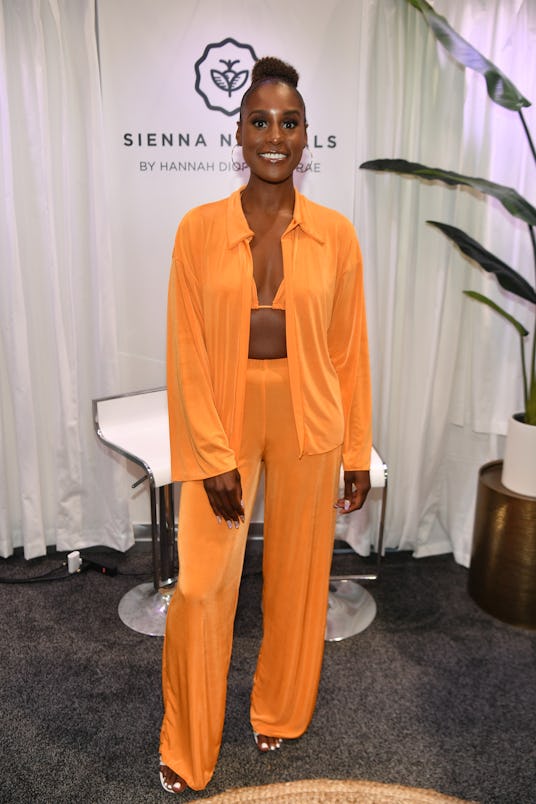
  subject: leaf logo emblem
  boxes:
[211,60,249,98]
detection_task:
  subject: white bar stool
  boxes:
[93,387,175,636]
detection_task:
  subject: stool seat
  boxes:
[94,388,171,487]
[366,447,387,489]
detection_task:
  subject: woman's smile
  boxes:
[259,151,288,162]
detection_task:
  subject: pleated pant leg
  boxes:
[160,358,341,790]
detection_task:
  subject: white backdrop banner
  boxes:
[97,0,362,392]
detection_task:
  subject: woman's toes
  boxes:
[160,763,187,794]
[254,732,283,752]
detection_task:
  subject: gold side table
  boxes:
[468,460,536,629]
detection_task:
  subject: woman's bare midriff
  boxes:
[248,308,287,358]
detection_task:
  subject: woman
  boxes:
[159,56,372,794]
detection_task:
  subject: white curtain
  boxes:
[1,0,534,565]
[0,0,131,559]
[354,0,536,565]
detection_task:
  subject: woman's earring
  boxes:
[231,144,242,170]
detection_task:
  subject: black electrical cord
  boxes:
[0,551,170,584]
[0,565,155,583]
[0,562,72,584]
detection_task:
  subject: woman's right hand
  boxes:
[203,469,244,528]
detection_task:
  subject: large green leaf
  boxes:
[463,291,529,338]
[360,159,536,227]
[407,0,531,111]
[428,221,536,304]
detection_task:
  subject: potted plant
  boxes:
[361,0,536,497]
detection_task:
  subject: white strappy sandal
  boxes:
[159,756,187,794]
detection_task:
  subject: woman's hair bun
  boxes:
[250,57,299,88]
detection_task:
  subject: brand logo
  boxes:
[195,38,258,116]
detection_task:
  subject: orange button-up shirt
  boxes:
[167,187,372,481]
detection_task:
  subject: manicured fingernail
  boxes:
[234,521,239,529]
[344,499,350,510]
[217,516,222,524]
[227,520,233,529]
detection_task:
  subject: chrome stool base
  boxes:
[118,582,174,636]
[325,580,377,641]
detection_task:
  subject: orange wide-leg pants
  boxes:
[160,359,341,790]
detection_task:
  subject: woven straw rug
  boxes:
[202,778,478,803]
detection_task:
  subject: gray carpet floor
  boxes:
[1,541,535,803]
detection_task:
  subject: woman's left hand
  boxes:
[335,470,371,514]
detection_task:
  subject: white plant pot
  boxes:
[501,414,536,498]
